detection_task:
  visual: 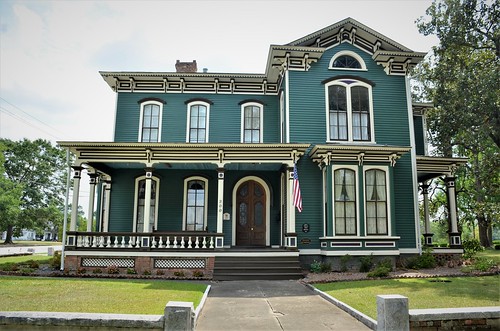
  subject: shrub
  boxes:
[192,270,204,278]
[462,238,484,259]
[359,255,374,272]
[92,268,102,274]
[76,267,86,274]
[404,250,436,269]
[310,260,322,273]
[378,258,393,271]
[367,266,391,278]
[173,271,185,277]
[471,257,496,272]
[107,265,120,274]
[156,270,165,276]
[50,252,61,268]
[126,268,137,275]
[28,260,40,269]
[143,270,151,275]
[320,261,332,273]
[340,254,351,272]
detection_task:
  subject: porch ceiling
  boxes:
[416,155,468,182]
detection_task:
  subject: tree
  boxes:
[1,138,67,244]
[414,0,500,246]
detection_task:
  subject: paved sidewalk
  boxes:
[196,280,370,331]
[0,245,61,257]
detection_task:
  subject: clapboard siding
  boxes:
[413,115,426,155]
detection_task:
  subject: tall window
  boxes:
[334,168,357,235]
[326,80,373,142]
[187,102,209,143]
[241,103,263,143]
[184,177,208,231]
[365,169,388,235]
[139,101,162,142]
[134,177,159,232]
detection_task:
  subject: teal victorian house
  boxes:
[59,18,466,280]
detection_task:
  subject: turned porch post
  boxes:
[445,176,461,247]
[70,166,83,231]
[86,173,98,232]
[216,168,224,234]
[286,166,297,247]
[421,181,433,246]
[143,168,153,233]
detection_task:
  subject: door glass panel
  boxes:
[254,202,263,226]
[239,202,247,226]
[254,184,263,197]
[239,184,248,197]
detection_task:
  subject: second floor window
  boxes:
[140,102,162,142]
[242,103,263,143]
[326,80,373,142]
[187,102,209,143]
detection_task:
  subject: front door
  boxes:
[236,180,266,246]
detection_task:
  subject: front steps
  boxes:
[213,253,304,281]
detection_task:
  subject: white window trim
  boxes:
[132,175,160,233]
[138,100,163,142]
[182,176,209,231]
[363,166,392,236]
[331,165,360,237]
[186,101,210,143]
[325,80,375,143]
[329,50,367,71]
[240,102,264,143]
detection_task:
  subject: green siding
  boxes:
[413,115,426,155]
[114,93,280,143]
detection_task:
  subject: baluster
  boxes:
[202,237,207,249]
[151,236,157,248]
[209,237,214,249]
[107,236,112,248]
[135,236,140,248]
[99,236,105,248]
[92,236,98,247]
[187,236,192,249]
[158,236,164,248]
[173,236,178,249]
[77,236,83,247]
[165,236,170,248]
[113,236,119,248]
[195,237,200,249]
[121,236,126,248]
[180,237,185,249]
[128,236,134,248]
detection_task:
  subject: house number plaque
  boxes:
[302,223,310,233]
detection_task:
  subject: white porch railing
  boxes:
[66,231,224,250]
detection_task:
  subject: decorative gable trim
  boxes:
[184,98,214,105]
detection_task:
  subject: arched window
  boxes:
[133,176,159,232]
[241,102,263,143]
[326,80,373,142]
[139,101,163,142]
[186,101,210,143]
[183,177,208,231]
[329,51,366,70]
[334,168,357,235]
[365,169,388,235]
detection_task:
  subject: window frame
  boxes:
[186,101,210,143]
[325,79,375,143]
[182,176,209,231]
[329,50,367,71]
[138,101,163,142]
[363,166,391,236]
[132,175,160,233]
[241,102,264,143]
[331,165,360,236]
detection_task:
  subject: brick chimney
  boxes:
[175,60,197,73]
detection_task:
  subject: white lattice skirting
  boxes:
[154,258,206,269]
[81,258,135,268]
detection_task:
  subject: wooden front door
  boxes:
[236,180,266,246]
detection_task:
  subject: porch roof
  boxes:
[57,141,310,173]
[416,155,468,182]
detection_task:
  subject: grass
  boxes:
[0,276,207,315]
[315,276,500,319]
[477,248,500,264]
[0,254,52,266]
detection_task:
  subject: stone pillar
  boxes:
[216,168,224,234]
[286,166,297,247]
[376,295,409,331]
[164,301,194,331]
[445,176,461,247]
[86,173,98,232]
[70,166,83,231]
[421,182,433,246]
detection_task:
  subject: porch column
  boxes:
[69,166,83,231]
[101,180,111,232]
[140,168,153,247]
[86,173,98,232]
[216,168,224,233]
[286,166,297,247]
[445,176,461,247]
[421,181,433,246]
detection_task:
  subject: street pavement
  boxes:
[196,280,371,331]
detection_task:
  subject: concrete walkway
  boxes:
[196,280,370,331]
[0,245,61,257]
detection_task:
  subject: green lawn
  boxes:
[0,254,52,266]
[315,276,500,319]
[477,248,500,264]
[0,276,207,315]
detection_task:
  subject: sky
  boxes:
[0,0,438,216]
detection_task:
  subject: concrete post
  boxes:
[376,295,409,331]
[164,301,194,331]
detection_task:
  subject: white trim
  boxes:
[132,175,160,233]
[430,248,464,254]
[279,91,285,143]
[285,70,290,143]
[329,50,367,71]
[65,250,299,258]
[406,77,422,254]
[240,102,264,143]
[186,101,210,143]
[324,80,375,143]
[363,165,391,236]
[321,250,400,256]
[322,166,327,237]
[298,249,322,255]
[138,100,163,142]
[399,248,421,254]
[182,176,209,231]
[320,236,401,240]
[231,176,271,246]
[331,165,360,236]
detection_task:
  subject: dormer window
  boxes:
[330,51,367,71]
[139,100,163,142]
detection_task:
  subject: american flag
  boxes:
[293,163,303,212]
